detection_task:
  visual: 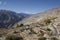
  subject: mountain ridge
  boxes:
[0,10,30,27]
[19,7,60,25]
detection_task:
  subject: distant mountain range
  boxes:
[0,10,30,27]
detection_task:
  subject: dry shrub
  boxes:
[38,37,46,40]
[44,18,51,24]
[51,37,58,40]
[44,16,58,24]
[5,35,23,40]
[17,23,24,27]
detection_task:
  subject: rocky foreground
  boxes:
[0,16,60,40]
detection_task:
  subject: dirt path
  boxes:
[49,22,59,36]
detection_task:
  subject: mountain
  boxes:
[20,7,60,25]
[9,7,60,40]
[1,7,60,40]
[0,10,30,27]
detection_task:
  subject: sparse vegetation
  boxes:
[13,31,19,34]
[0,34,3,37]
[5,35,23,40]
[44,17,58,24]
[38,37,46,40]
[29,28,37,34]
[44,18,51,24]
[51,37,58,40]
[46,28,51,31]
[17,23,24,27]
[20,23,24,27]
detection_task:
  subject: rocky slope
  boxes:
[1,7,60,40]
[19,7,60,25]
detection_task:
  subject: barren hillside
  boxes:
[1,7,60,40]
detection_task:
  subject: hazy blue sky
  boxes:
[0,0,60,14]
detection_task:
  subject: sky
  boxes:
[0,0,60,14]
